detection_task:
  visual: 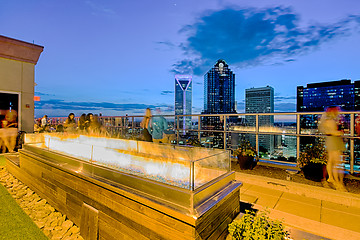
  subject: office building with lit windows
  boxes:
[297,79,360,112]
[297,79,360,129]
[203,59,236,114]
[245,86,274,153]
[175,75,192,130]
[201,59,236,148]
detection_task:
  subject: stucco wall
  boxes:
[0,35,43,133]
[0,57,35,133]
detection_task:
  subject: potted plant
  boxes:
[233,140,257,170]
[297,143,327,182]
[228,210,289,240]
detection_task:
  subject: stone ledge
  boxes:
[236,172,360,208]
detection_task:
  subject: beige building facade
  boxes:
[0,35,44,133]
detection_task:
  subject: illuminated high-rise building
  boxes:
[203,59,236,114]
[245,86,274,153]
[175,75,192,130]
[201,59,236,148]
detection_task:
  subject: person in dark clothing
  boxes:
[78,113,86,132]
[64,113,76,132]
[140,108,152,142]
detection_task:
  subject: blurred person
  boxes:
[85,113,94,133]
[355,115,360,135]
[0,110,18,153]
[140,108,152,142]
[78,113,86,132]
[88,114,103,135]
[318,106,347,191]
[163,129,176,144]
[63,113,76,132]
[34,119,41,132]
[149,108,168,143]
[41,115,48,128]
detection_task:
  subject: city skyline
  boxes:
[1,0,360,117]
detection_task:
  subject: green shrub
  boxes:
[233,140,257,157]
[228,210,288,240]
[297,143,327,168]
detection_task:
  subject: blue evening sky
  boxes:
[1,0,360,117]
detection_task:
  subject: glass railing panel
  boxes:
[198,132,225,149]
[193,150,230,190]
[264,134,297,162]
[343,137,351,171]
[228,115,255,132]
[175,130,199,146]
[354,138,360,172]
[300,114,322,135]
[45,134,93,161]
[227,133,254,151]
[299,136,322,152]
[91,144,192,189]
[339,114,350,136]
[273,114,297,134]
[200,115,225,131]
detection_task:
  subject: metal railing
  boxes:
[43,111,360,174]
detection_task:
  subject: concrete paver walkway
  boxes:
[236,172,360,240]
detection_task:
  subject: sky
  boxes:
[1,0,360,118]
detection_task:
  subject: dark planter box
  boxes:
[302,162,327,182]
[237,155,257,170]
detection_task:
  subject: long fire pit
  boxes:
[7,133,241,240]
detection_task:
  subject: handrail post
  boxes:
[255,114,259,157]
[296,114,300,161]
[198,116,201,146]
[132,116,134,138]
[350,113,355,174]
[176,116,179,145]
[223,115,227,150]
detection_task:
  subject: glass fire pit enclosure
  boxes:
[24,133,235,215]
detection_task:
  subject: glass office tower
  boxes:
[175,75,192,130]
[245,86,274,153]
[202,59,236,148]
[203,59,236,114]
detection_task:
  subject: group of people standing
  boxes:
[35,113,107,136]
[140,108,174,143]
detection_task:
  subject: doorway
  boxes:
[0,92,19,123]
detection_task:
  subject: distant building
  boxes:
[297,79,360,112]
[297,79,360,150]
[0,35,43,133]
[245,86,274,153]
[201,59,236,148]
[175,75,192,130]
[297,79,360,129]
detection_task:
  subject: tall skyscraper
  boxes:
[245,86,274,153]
[203,59,236,114]
[175,75,192,130]
[202,59,236,148]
